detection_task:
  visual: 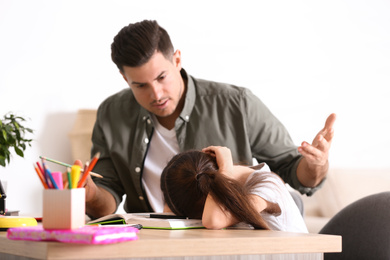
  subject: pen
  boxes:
[89,224,143,230]
[130,224,143,230]
[39,156,103,178]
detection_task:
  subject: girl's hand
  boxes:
[202,146,234,178]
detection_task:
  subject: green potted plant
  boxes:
[0,113,34,167]
[0,112,34,215]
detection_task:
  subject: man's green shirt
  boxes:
[91,69,319,213]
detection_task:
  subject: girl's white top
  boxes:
[246,163,308,233]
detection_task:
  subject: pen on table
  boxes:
[89,224,143,230]
[130,224,143,230]
[39,156,103,178]
[33,163,49,189]
[77,152,100,188]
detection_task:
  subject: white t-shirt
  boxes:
[142,116,179,212]
[246,163,308,233]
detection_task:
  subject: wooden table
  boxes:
[0,229,341,260]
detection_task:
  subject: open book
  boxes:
[87,213,204,230]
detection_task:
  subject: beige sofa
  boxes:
[69,109,390,233]
[302,168,390,233]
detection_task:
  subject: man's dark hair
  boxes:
[111,20,174,72]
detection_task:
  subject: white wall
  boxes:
[1,0,389,216]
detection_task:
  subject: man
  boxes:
[84,20,336,219]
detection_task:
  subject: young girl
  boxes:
[160,146,308,232]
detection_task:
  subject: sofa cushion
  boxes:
[314,169,390,218]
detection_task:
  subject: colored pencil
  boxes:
[36,161,49,188]
[33,163,49,189]
[45,167,59,189]
[39,156,103,178]
[77,153,100,188]
[66,167,72,189]
[41,159,53,189]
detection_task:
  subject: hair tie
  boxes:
[195,172,203,181]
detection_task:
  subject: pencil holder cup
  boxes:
[42,188,85,230]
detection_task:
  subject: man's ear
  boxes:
[173,50,182,70]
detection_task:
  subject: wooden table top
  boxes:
[0,228,341,259]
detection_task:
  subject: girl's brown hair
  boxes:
[161,150,270,229]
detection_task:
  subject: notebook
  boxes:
[87,213,204,230]
[7,225,139,244]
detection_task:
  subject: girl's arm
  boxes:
[202,194,238,229]
[202,146,237,229]
[202,193,268,229]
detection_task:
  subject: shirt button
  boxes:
[139,196,144,200]
[147,119,151,124]
[135,167,141,173]
[185,115,189,121]
[144,138,149,144]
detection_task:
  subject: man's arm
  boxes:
[83,174,117,219]
[296,113,336,187]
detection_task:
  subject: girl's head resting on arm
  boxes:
[161,149,270,230]
[161,150,217,219]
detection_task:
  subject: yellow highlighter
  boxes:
[70,164,81,189]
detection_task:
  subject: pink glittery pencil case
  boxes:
[7,225,139,244]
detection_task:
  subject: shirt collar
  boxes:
[178,68,195,123]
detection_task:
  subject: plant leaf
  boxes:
[2,129,7,141]
[14,146,24,157]
[0,158,5,167]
